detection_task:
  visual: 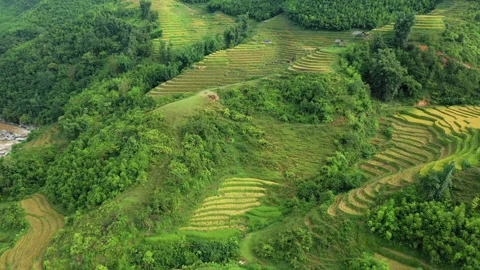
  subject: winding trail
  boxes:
[0,194,64,270]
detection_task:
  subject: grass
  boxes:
[155,90,220,126]
[251,116,344,180]
[374,253,417,270]
[0,194,64,270]
[239,233,257,262]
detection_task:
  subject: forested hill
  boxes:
[0,0,156,124]
[207,0,442,29]
[284,0,443,30]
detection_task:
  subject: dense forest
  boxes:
[284,0,442,30]
[1,0,480,269]
[198,0,443,29]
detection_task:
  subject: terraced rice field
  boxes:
[154,0,234,48]
[254,15,359,73]
[180,178,279,231]
[150,43,284,96]
[288,50,337,73]
[372,14,445,33]
[0,194,64,270]
[374,254,417,270]
[253,15,358,62]
[150,14,362,95]
[328,106,480,216]
[128,0,234,54]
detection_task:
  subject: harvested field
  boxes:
[0,194,64,270]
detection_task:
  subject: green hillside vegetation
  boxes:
[208,0,283,21]
[0,0,480,269]
[0,202,27,256]
[284,0,442,30]
[0,0,157,124]
[200,0,442,30]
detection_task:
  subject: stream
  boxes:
[0,122,29,157]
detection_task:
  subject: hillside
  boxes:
[1,0,480,269]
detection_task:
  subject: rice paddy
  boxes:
[288,50,337,73]
[328,106,480,216]
[149,14,363,96]
[149,43,283,96]
[372,14,445,34]
[253,15,359,61]
[128,0,235,54]
[0,194,64,270]
[151,0,234,50]
[144,0,456,95]
[180,177,279,232]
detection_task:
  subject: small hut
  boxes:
[334,39,346,47]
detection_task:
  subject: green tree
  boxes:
[421,161,455,201]
[142,251,155,269]
[369,49,407,101]
[140,0,152,20]
[394,12,416,48]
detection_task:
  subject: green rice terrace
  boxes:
[329,106,480,216]
[129,0,235,50]
[372,15,446,33]
[149,14,360,96]
[180,177,280,232]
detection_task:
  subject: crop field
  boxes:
[288,50,337,73]
[149,14,362,95]
[153,0,234,50]
[328,106,480,216]
[180,178,279,232]
[253,14,358,62]
[149,43,284,96]
[128,0,234,52]
[0,194,64,270]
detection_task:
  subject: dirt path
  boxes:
[327,195,342,216]
[380,248,434,270]
[0,194,64,270]
[304,216,323,239]
[374,253,417,270]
